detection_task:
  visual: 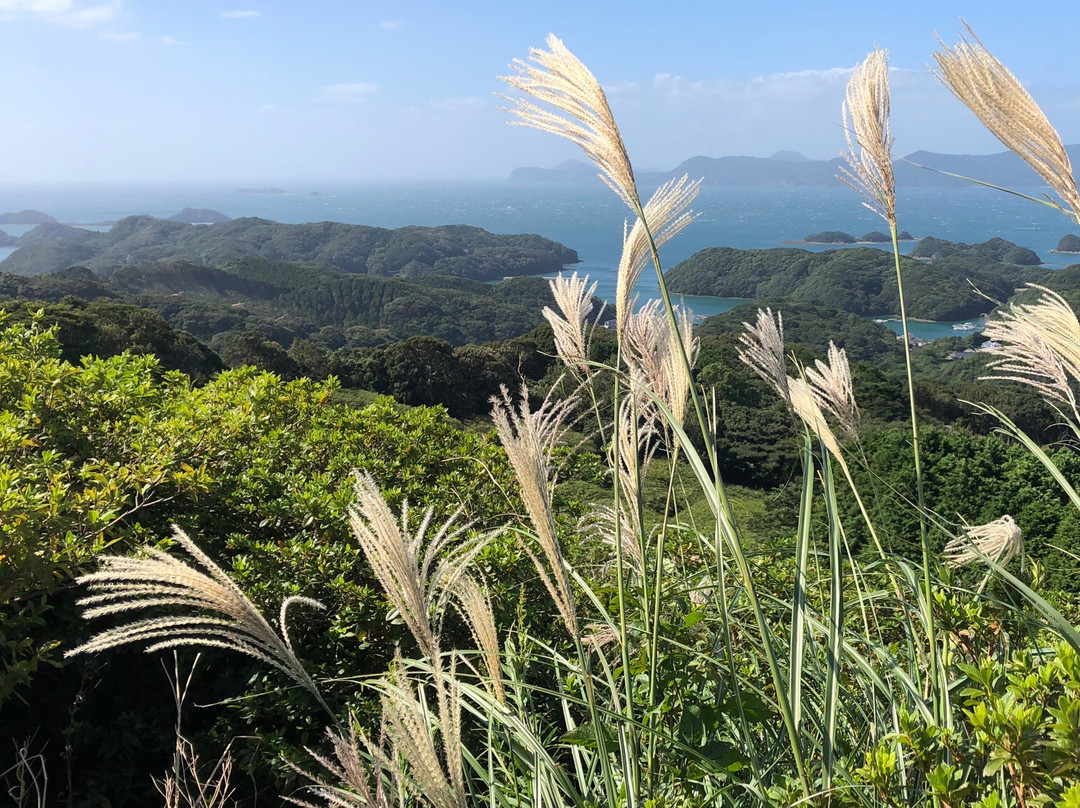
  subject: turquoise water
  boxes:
[0,181,1073,339]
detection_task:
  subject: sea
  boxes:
[0,180,1075,341]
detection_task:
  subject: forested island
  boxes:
[0,215,579,280]
[665,237,1043,320]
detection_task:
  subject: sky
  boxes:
[0,0,1076,183]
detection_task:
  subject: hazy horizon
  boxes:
[0,0,1076,184]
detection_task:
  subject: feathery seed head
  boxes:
[789,375,849,474]
[622,299,699,434]
[981,285,1080,407]
[287,721,392,808]
[381,664,466,808]
[66,526,325,702]
[616,176,701,334]
[806,341,859,439]
[738,307,789,404]
[349,473,490,666]
[500,34,639,210]
[839,48,896,224]
[451,574,505,705]
[490,385,579,633]
[933,25,1080,223]
[543,271,601,374]
[945,515,1023,568]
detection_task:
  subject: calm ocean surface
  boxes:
[0,181,1075,340]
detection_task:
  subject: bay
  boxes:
[0,181,1074,340]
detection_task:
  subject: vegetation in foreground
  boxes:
[5,25,1080,808]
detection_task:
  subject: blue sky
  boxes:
[0,0,1076,182]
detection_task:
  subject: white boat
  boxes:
[952,322,977,331]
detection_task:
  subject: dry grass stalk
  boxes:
[381,664,465,808]
[490,385,579,633]
[287,721,394,808]
[738,307,789,404]
[159,738,235,808]
[65,526,324,701]
[839,48,896,224]
[981,285,1080,408]
[945,515,1023,568]
[543,271,601,374]
[500,34,638,210]
[450,574,506,705]
[806,341,859,439]
[933,25,1080,222]
[615,176,700,334]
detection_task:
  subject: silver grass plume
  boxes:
[805,341,859,439]
[66,526,324,703]
[580,504,641,572]
[839,48,896,224]
[381,662,465,808]
[348,473,492,666]
[543,271,601,374]
[500,34,639,210]
[490,385,579,634]
[933,25,1080,223]
[738,308,789,404]
[622,299,699,434]
[981,285,1080,408]
[789,375,849,474]
[287,719,395,808]
[944,515,1023,568]
[615,176,700,335]
[450,574,506,705]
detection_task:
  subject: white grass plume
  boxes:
[840,48,896,224]
[490,385,578,634]
[789,375,849,475]
[66,526,324,702]
[348,473,492,665]
[738,308,789,404]
[543,271,601,374]
[945,515,1023,568]
[933,24,1080,222]
[615,176,700,335]
[381,663,465,808]
[623,299,699,434]
[805,341,859,439]
[500,34,638,210]
[450,574,505,705]
[981,285,1080,408]
[287,721,393,808]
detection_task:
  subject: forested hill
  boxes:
[0,215,579,280]
[665,241,1044,321]
[0,257,568,347]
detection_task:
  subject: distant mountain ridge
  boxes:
[510,146,1080,188]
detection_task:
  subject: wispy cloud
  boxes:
[159,33,183,45]
[0,0,121,26]
[379,19,402,30]
[100,28,137,41]
[428,96,485,112]
[319,82,378,102]
[221,9,260,19]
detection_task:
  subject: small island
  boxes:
[1053,234,1080,254]
[238,187,292,195]
[0,229,15,247]
[0,209,58,225]
[796,229,916,245]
